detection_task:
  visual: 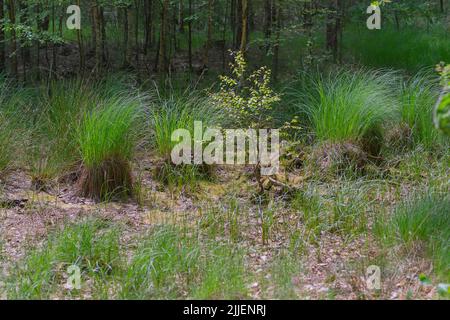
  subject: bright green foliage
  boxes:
[400,73,441,148]
[434,63,450,135]
[211,51,281,128]
[293,69,396,144]
[150,94,218,161]
[77,94,141,168]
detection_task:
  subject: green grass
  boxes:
[150,92,223,188]
[28,79,96,184]
[399,72,443,148]
[0,76,31,174]
[120,226,247,299]
[77,90,144,200]
[266,252,303,299]
[78,95,141,168]
[375,192,450,282]
[6,218,122,299]
[290,69,397,147]
[343,24,450,72]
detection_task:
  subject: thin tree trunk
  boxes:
[100,6,107,64]
[272,2,281,82]
[127,6,134,66]
[239,0,248,54]
[134,0,139,67]
[7,0,18,78]
[235,0,242,49]
[222,0,229,71]
[188,0,192,71]
[123,7,130,67]
[203,0,214,67]
[158,0,169,73]
[52,3,57,76]
[326,0,339,62]
[179,0,184,32]
[76,0,84,73]
[0,0,6,72]
[144,0,153,54]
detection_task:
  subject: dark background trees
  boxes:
[0,0,448,82]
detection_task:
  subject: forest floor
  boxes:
[1,149,446,300]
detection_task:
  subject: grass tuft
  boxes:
[375,192,449,282]
[77,94,142,201]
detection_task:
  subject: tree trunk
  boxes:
[122,7,130,67]
[326,0,340,62]
[272,2,281,81]
[188,0,192,71]
[203,0,214,67]
[100,6,107,64]
[144,0,153,54]
[134,0,139,67]
[0,0,5,72]
[158,0,169,72]
[263,0,273,53]
[235,0,242,50]
[7,0,17,78]
[77,0,84,72]
[179,0,184,32]
[52,3,57,76]
[239,0,248,54]
[127,6,134,65]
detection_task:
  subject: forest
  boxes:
[0,0,449,300]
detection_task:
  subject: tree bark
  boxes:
[144,0,153,54]
[203,0,214,67]
[326,0,340,62]
[272,2,281,81]
[0,0,5,72]
[188,0,192,71]
[7,0,17,78]
[158,0,170,72]
[239,0,248,54]
[76,0,84,73]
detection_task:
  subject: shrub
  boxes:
[210,51,281,129]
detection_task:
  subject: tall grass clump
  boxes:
[30,75,139,188]
[77,94,143,201]
[296,69,396,146]
[0,76,31,175]
[150,92,223,187]
[398,73,443,149]
[29,79,98,187]
[375,193,449,282]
